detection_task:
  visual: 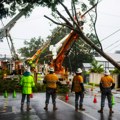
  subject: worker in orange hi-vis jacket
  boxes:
[71,68,85,112]
[43,67,60,111]
[98,69,115,114]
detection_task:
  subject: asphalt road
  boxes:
[0,87,120,120]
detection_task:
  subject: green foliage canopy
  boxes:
[0,0,64,19]
[18,37,44,58]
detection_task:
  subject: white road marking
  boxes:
[58,99,98,120]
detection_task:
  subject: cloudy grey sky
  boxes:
[0,0,120,57]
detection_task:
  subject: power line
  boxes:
[12,37,31,41]
[104,39,120,50]
[106,43,120,52]
[101,28,120,42]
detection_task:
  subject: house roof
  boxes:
[83,63,91,68]
[95,53,120,62]
[83,53,120,70]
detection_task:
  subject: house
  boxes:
[0,55,23,75]
[82,63,91,71]
[94,53,120,70]
[83,53,120,71]
[83,53,120,88]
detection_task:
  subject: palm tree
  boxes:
[90,59,104,73]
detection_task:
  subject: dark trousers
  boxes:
[75,92,84,109]
[101,88,112,108]
[45,88,56,104]
[21,94,30,105]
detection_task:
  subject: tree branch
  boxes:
[94,1,103,51]
[72,1,80,26]
[45,1,120,69]
[44,15,74,31]
[56,10,73,27]
[58,0,80,30]
[81,3,98,17]
[44,15,64,26]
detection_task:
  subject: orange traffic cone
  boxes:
[65,93,69,102]
[93,95,97,103]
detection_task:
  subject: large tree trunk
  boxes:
[76,30,120,70]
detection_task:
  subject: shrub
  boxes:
[33,83,46,92]
[57,84,69,94]
[0,78,20,93]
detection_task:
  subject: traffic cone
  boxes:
[93,94,97,103]
[4,90,8,98]
[30,93,33,98]
[65,93,69,102]
[13,90,16,98]
[112,95,115,106]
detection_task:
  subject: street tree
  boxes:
[18,37,44,58]
[0,0,64,19]
[44,0,120,70]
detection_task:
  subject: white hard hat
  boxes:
[49,67,54,72]
[104,69,110,75]
[76,68,82,73]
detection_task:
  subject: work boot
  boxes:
[75,108,78,112]
[53,104,58,111]
[44,104,48,111]
[27,105,31,111]
[20,104,24,111]
[79,105,85,111]
[98,108,103,113]
[109,108,114,114]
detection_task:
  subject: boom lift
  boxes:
[25,40,51,83]
[0,4,31,75]
[49,11,85,82]
[49,31,79,81]
[0,4,30,39]
[0,4,30,60]
[49,33,69,59]
[25,40,51,68]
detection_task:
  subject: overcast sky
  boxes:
[0,0,120,57]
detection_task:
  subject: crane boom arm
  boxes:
[26,41,50,65]
[52,31,78,74]
[0,4,31,38]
